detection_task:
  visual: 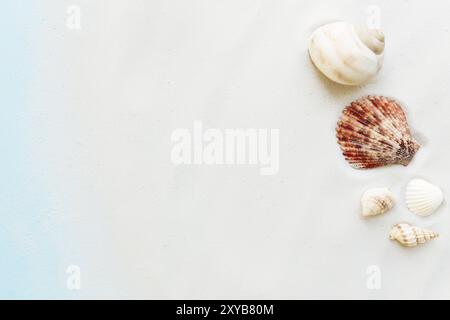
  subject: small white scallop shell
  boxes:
[389,223,439,247]
[308,21,385,85]
[405,178,444,217]
[361,187,395,217]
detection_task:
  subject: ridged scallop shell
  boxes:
[389,223,438,247]
[405,178,444,217]
[336,95,420,169]
[308,21,385,85]
[361,187,395,217]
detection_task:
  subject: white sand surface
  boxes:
[30,0,450,298]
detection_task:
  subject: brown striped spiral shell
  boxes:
[336,95,420,169]
[389,223,438,248]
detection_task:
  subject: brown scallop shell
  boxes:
[336,95,420,169]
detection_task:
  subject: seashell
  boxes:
[389,223,438,247]
[405,178,444,217]
[361,187,395,217]
[308,21,385,85]
[336,95,420,169]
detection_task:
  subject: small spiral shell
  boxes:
[361,187,395,217]
[389,223,439,248]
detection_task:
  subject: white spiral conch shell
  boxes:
[308,21,385,85]
[361,187,395,217]
[389,223,439,247]
[405,178,444,217]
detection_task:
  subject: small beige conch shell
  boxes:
[389,223,439,247]
[405,178,444,217]
[361,187,395,217]
[308,21,385,85]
